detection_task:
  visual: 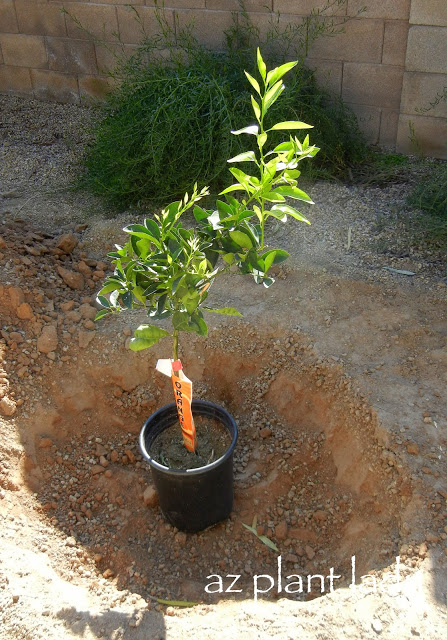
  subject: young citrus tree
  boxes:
[95,49,318,450]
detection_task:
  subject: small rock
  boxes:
[57,265,84,290]
[65,536,76,547]
[406,442,420,455]
[275,520,288,541]
[38,437,53,449]
[12,595,19,604]
[0,397,17,416]
[0,236,7,249]
[8,286,25,310]
[9,331,24,343]
[83,319,95,331]
[305,545,315,560]
[175,531,187,545]
[91,465,105,475]
[37,325,58,353]
[371,619,382,634]
[78,330,95,349]
[143,486,159,507]
[99,456,109,468]
[60,301,75,312]
[56,233,78,254]
[79,303,97,320]
[124,448,136,464]
[313,510,328,523]
[259,428,273,439]
[103,569,114,579]
[16,303,34,320]
[77,261,92,277]
[96,443,108,457]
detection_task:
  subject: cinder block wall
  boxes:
[0,0,446,158]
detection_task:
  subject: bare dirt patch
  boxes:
[0,96,446,639]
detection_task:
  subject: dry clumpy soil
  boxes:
[0,95,447,640]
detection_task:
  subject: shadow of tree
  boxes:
[56,605,166,639]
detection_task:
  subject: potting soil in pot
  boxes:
[149,414,232,469]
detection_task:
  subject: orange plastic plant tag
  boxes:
[156,358,196,452]
[171,366,197,452]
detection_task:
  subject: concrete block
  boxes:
[410,0,447,27]
[400,72,447,119]
[92,0,144,4]
[31,69,79,104]
[0,0,18,33]
[0,65,32,96]
[307,18,384,63]
[347,0,410,20]
[274,1,346,15]
[65,3,119,42]
[342,63,403,109]
[0,33,47,68]
[117,6,175,45]
[406,26,447,74]
[345,103,381,144]
[79,75,113,103]
[145,1,204,7]
[95,42,138,75]
[382,20,408,66]
[15,1,67,37]
[379,109,399,147]
[397,114,447,159]
[46,37,97,75]
[175,9,235,50]
[306,58,343,95]
[207,1,272,10]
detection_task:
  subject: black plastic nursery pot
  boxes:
[139,400,238,533]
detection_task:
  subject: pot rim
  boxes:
[139,399,238,477]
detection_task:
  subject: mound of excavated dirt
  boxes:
[0,95,447,640]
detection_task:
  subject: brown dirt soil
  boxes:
[0,96,447,639]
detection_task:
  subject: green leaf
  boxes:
[156,599,198,608]
[94,309,111,321]
[231,125,259,136]
[266,60,298,87]
[223,252,234,265]
[227,151,257,164]
[269,121,313,131]
[244,71,261,95]
[256,47,266,82]
[261,248,289,266]
[264,81,285,111]
[144,218,161,238]
[251,95,261,121]
[271,204,310,224]
[202,306,243,317]
[97,281,123,296]
[229,230,253,249]
[263,277,275,288]
[257,132,268,149]
[219,183,246,195]
[129,324,171,351]
[272,185,314,203]
[259,535,279,552]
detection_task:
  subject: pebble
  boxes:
[37,325,58,354]
[143,486,159,507]
[57,265,84,290]
[0,396,17,416]
[275,521,288,541]
[56,233,78,254]
[371,619,383,634]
